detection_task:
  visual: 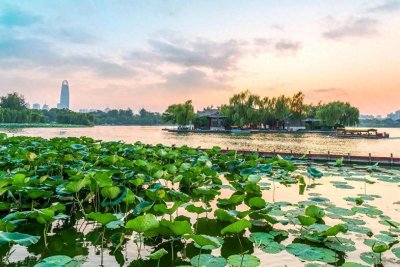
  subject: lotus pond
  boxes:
[0,135,399,267]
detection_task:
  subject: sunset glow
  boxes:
[0,0,399,115]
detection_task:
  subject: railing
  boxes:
[221,147,400,166]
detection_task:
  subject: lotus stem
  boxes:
[198,248,202,267]
[240,254,244,267]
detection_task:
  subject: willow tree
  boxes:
[162,100,196,126]
[222,90,263,128]
[272,95,291,129]
[316,101,359,128]
[290,91,305,125]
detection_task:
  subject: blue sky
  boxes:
[0,0,399,114]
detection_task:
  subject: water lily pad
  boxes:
[393,247,400,259]
[0,232,40,246]
[342,263,369,267]
[190,254,227,267]
[34,255,79,267]
[360,252,379,265]
[351,207,383,216]
[286,243,337,263]
[324,237,356,252]
[260,241,285,254]
[227,254,260,267]
[307,167,323,178]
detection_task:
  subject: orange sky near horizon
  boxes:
[0,1,399,116]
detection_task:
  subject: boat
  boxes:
[330,128,389,139]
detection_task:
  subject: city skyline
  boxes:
[0,1,399,115]
[57,80,70,109]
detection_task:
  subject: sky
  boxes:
[0,0,399,115]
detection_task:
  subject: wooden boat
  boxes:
[330,128,389,139]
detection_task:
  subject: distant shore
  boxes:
[0,123,91,128]
[162,128,334,134]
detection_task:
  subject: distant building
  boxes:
[32,103,41,110]
[42,104,50,111]
[196,109,226,130]
[57,80,70,109]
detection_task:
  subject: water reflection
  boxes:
[1,126,399,157]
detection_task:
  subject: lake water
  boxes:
[2,126,400,157]
[1,128,400,266]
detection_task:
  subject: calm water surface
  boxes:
[2,126,400,157]
[1,126,400,266]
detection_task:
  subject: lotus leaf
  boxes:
[227,254,260,267]
[126,214,159,233]
[190,254,227,267]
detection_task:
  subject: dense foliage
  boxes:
[0,93,164,126]
[90,108,163,125]
[0,135,399,266]
[316,102,360,128]
[162,100,196,126]
[0,93,94,126]
[164,90,360,129]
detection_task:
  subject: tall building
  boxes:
[57,80,70,109]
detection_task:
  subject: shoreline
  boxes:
[162,128,334,135]
[0,123,92,128]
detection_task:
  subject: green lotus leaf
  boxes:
[185,234,222,249]
[248,197,266,209]
[247,174,261,184]
[0,232,40,246]
[393,247,400,259]
[249,232,275,246]
[298,215,316,226]
[227,254,260,267]
[185,204,210,214]
[261,241,285,254]
[360,252,379,265]
[162,219,192,235]
[34,255,80,267]
[286,243,337,263]
[351,206,383,216]
[214,209,237,223]
[148,248,168,260]
[325,206,355,216]
[190,254,227,267]
[126,214,159,233]
[342,263,369,267]
[324,237,356,252]
[101,186,121,199]
[86,212,117,226]
[305,205,325,219]
[307,167,323,178]
[221,219,252,235]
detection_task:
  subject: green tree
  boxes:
[0,92,27,110]
[290,91,305,125]
[316,101,359,128]
[162,100,195,126]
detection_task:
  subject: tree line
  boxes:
[0,93,163,126]
[162,90,360,129]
